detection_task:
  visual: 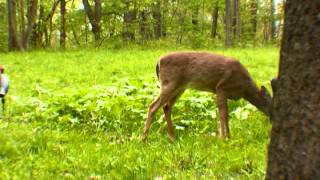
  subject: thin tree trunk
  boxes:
[191,5,199,26]
[161,0,168,37]
[139,9,148,40]
[266,0,320,178]
[211,1,219,38]
[22,0,38,49]
[85,15,88,45]
[60,0,66,49]
[44,0,60,47]
[152,0,162,39]
[71,25,81,46]
[123,0,135,41]
[250,0,257,38]
[19,0,25,38]
[224,0,232,47]
[94,0,101,42]
[232,0,240,41]
[7,0,22,51]
[270,0,276,40]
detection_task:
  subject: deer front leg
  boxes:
[216,90,229,139]
[215,70,232,139]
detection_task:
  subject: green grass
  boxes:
[0,47,278,179]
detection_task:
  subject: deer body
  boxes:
[142,52,271,142]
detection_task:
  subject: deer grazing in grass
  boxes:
[141,52,272,142]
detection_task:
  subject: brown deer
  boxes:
[141,52,272,142]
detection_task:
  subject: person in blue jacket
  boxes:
[0,65,9,112]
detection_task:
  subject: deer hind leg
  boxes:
[163,89,185,142]
[141,83,181,142]
[141,96,163,142]
[215,70,232,139]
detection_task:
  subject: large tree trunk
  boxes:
[60,0,66,49]
[266,1,320,178]
[224,0,232,47]
[210,1,219,39]
[7,0,23,51]
[82,0,101,45]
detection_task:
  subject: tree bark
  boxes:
[191,5,199,27]
[82,0,101,45]
[250,0,257,38]
[19,0,25,37]
[152,0,162,39]
[224,0,232,47]
[60,0,66,49]
[210,1,219,39]
[139,9,149,40]
[22,0,38,49]
[266,0,320,178]
[123,0,136,41]
[270,0,276,40]
[232,0,240,40]
[7,0,22,51]
[161,0,168,37]
[44,0,60,47]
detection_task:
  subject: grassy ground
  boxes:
[0,47,278,179]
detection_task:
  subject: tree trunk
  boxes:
[93,0,101,42]
[82,0,101,45]
[191,5,199,27]
[231,0,240,41]
[139,9,148,40]
[44,0,60,47]
[19,0,25,38]
[123,0,136,41]
[152,0,162,39]
[210,1,219,39]
[266,0,320,178]
[7,0,22,51]
[161,0,168,37]
[250,0,257,38]
[270,0,276,40]
[224,0,232,47]
[60,0,66,49]
[22,0,38,49]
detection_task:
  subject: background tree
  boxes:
[82,0,101,45]
[3,0,285,51]
[210,0,219,39]
[224,0,232,47]
[123,0,136,41]
[7,0,22,51]
[267,0,320,178]
[60,0,66,49]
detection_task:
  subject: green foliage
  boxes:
[0,47,277,178]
